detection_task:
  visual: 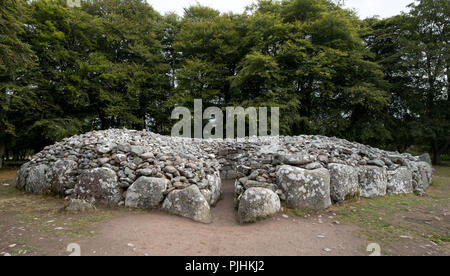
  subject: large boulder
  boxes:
[359,166,387,198]
[125,177,169,209]
[25,164,51,194]
[50,159,78,195]
[238,187,281,223]
[412,161,433,193]
[418,153,432,165]
[387,167,413,195]
[162,185,212,224]
[76,167,121,205]
[276,165,331,210]
[206,172,222,206]
[328,163,359,202]
[16,162,30,190]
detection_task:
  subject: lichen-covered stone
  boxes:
[65,199,95,212]
[387,167,413,195]
[76,167,121,205]
[328,163,359,202]
[276,165,331,210]
[359,166,387,198]
[418,153,432,165]
[238,187,281,223]
[25,164,50,194]
[206,172,222,206]
[50,159,78,195]
[162,185,212,224]
[412,161,433,193]
[125,177,169,209]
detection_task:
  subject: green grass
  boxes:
[330,163,450,254]
[0,171,134,238]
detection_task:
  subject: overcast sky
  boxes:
[147,0,413,19]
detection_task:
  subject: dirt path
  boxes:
[73,181,366,256]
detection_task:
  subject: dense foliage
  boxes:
[0,0,448,166]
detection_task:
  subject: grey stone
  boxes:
[50,159,78,194]
[65,199,95,212]
[238,187,281,223]
[387,167,413,195]
[130,146,145,156]
[412,161,433,193]
[328,163,359,202]
[418,153,432,165]
[276,154,314,166]
[276,165,331,210]
[305,162,323,170]
[243,180,278,192]
[359,166,387,198]
[140,152,154,159]
[367,159,385,167]
[136,168,154,176]
[164,166,179,176]
[162,185,212,224]
[25,164,50,194]
[125,177,169,209]
[206,172,222,206]
[77,167,121,205]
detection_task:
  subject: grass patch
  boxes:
[331,165,450,255]
[0,169,141,239]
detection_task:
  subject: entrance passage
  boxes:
[210,180,238,224]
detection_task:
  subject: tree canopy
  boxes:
[0,0,448,166]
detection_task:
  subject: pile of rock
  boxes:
[16,129,433,224]
[229,136,432,222]
[16,129,221,223]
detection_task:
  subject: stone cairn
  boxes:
[16,129,433,223]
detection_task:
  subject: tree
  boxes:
[0,0,34,167]
[407,0,449,163]
[364,0,449,163]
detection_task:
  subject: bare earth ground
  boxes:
[0,165,449,256]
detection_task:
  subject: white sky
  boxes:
[147,0,413,18]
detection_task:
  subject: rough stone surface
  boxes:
[125,177,169,209]
[65,199,95,212]
[412,161,433,193]
[162,185,212,224]
[276,166,331,210]
[238,187,281,223]
[25,164,50,194]
[418,153,432,165]
[50,159,78,195]
[359,166,387,198]
[387,167,413,195]
[16,129,433,223]
[328,163,359,202]
[77,167,121,205]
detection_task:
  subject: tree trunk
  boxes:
[432,139,450,165]
[0,142,5,169]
